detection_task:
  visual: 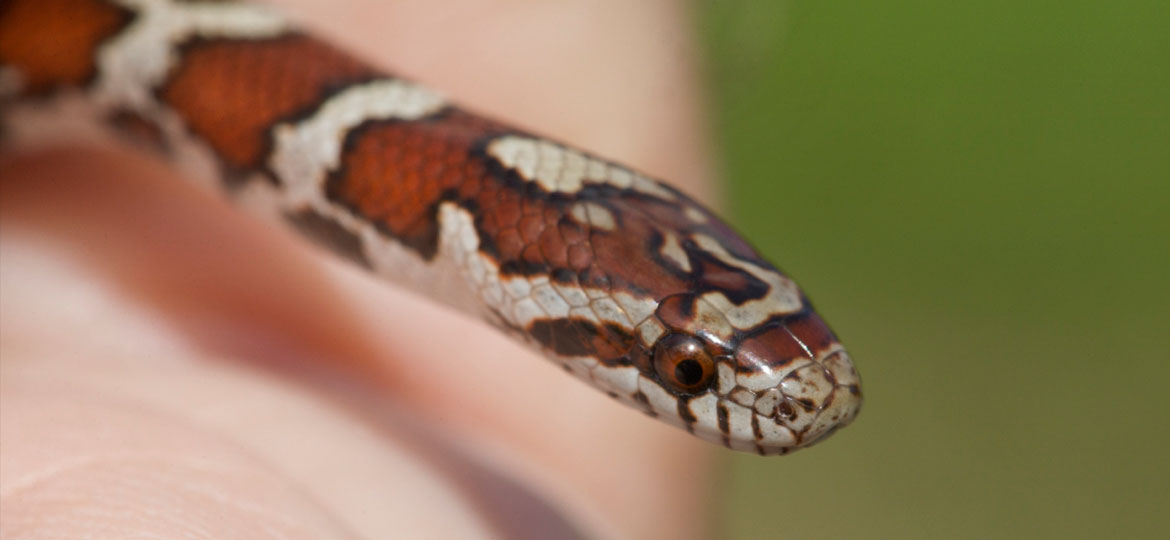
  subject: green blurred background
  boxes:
[699,1,1169,538]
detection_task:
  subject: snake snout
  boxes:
[789,348,861,445]
[745,348,862,454]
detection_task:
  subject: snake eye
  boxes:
[653,334,715,394]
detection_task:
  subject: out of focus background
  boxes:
[700,1,1169,538]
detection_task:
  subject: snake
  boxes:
[0,0,861,455]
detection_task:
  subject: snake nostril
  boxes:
[776,401,796,419]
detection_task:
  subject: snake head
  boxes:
[517,185,863,454]
[470,135,861,454]
[578,186,862,454]
[639,293,862,454]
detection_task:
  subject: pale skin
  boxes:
[0,1,718,538]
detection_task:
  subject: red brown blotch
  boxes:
[521,244,544,267]
[477,184,526,257]
[601,324,637,361]
[484,190,520,230]
[588,212,689,296]
[161,35,376,170]
[655,294,695,332]
[518,214,544,244]
[567,244,593,271]
[455,160,485,199]
[784,311,838,353]
[694,255,755,292]
[625,196,763,264]
[539,227,569,267]
[735,324,811,372]
[520,193,544,221]
[623,196,694,230]
[0,0,132,95]
[527,319,635,365]
[496,229,525,258]
[560,219,588,246]
[328,111,505,254]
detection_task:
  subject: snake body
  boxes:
[0,0,861,455]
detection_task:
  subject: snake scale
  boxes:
[0,0,861,455]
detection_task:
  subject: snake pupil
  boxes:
[675,358,703,386]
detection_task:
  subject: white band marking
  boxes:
[486,135,676,200]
